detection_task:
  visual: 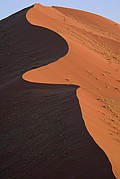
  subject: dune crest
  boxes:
[0,3,119,179]
[23,4,120,178]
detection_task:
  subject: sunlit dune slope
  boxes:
[23,4,120,178]
[0,3,120,179]
[0,4,116,179]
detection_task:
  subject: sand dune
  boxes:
[0,3,120,179]
[24,4,120,178]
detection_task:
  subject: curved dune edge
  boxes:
[22,5,120,177]
[0,4,118,179]
[23,4,120,178]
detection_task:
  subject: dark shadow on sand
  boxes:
[0,5,115,179]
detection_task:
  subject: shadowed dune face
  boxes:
[0,6,68,87]
[0,81,115,179]
[24,4,120,178]
[0,4,118,179]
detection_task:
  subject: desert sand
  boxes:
[0,3,120,179]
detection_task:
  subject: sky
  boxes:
[0,0,120,23]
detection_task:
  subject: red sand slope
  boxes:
[23,4,120,178]
[0,3,119,179]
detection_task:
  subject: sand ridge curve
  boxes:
[0,3,119,179]
[23,4,120,178]
[23,3,120,178]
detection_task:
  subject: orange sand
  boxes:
[23,4,120,178]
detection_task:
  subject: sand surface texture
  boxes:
[0,3,120,179]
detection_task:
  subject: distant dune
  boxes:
[0,3,120,179]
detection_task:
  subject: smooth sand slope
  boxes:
[0,3,119,179]
[24,4,120,178]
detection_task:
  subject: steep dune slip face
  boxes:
[0,6,68,87]
[24,4,120,178]
[0,3,119,179]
